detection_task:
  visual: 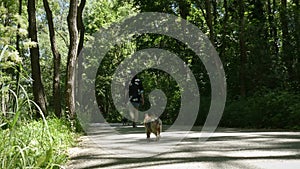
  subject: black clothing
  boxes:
[129,77,144,103]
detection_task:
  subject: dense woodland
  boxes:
[0,0,299,167]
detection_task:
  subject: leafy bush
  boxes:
[221,91,300,129]
[0,31,78,169]
[0,118,77,169]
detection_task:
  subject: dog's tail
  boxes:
[159,119,162,133]
[146,122,151,131]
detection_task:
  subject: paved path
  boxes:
[66,123,300,169]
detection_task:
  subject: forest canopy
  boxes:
[1,0,299,130]
[0,0,299,167]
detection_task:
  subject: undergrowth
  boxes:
[0,117,78,169]
[221,90,300,129]
[1,44,79,168]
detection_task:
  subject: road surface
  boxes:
[66,123,300,169]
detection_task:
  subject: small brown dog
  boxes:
[144,113,162,141]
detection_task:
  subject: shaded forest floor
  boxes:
[66,123,300,169]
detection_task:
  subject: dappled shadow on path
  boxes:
[67,123,300,169]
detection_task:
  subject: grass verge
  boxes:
[0,117,79,169]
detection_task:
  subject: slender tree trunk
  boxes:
[280,0,293,82]
[77,0,85,56]
[178,1,190,20]
[205,0,214,43]
[28,0,48,116]
[268,0,279,56]
[280,0,288,53]
[294,0,300,82]
[295,0,300,53]
[66,0,79,120]
[212,0,217,30]
[13,0,22,112]
[238,0,247,97]
[16,0,22,60]
[76,0,86,104]
[220,0,229,62]
[43,0,62,118]
[1,84,6,115]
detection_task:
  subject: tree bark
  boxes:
[28,0,48,116]
[43,0,62,118]
[212,0,217,32]
[220,0,229,62]
[238,0,247,97]
[76,0,86,104]
[66,0,79,120]
[205,0,214,43]
[13,0,22,112]
[295,0,300,53]
[178,0,190,20]
[77,0,86,56]
[280,0,288,54]
[280,0,292,82]
[294,0,300,82]
[267,0,279,56]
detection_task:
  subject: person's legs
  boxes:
[133,108,138,127]
[129,102,140,127]
[134,108,138,121]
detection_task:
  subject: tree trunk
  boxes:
[212,0,217,31]
[1,84,6,115]
[77,0,86,56]
[280,0,288,54]
[178,1,190,20]
[220,0,229,62]
[268,0,279,56]
[13,0,22,112]
[76,0,86,104]
[294,0,300,82]
[27,0,48,116]
[238,0,247,97]
[280,0,292,82]
[43,0,62,118]
[66,0,79,120]
[205,0,214,43]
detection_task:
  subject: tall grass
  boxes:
[0,86,77,168]
[1,45,78,168]
[0,117,77,168]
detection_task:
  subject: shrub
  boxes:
[0,118,77,169]
[221,91,300,129]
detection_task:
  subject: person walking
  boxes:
[128,72,144,128]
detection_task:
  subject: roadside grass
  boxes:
[0,117,79,169]
[1,45,81,168]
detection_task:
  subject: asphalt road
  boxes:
[66,123,300,169]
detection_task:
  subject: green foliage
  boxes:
[140,70,181,124]
[1,1,299,156]
[82,0,138,121]
[1,34,75,168]
[86,0,300,130]
[0,117,77,169]
[221,90,300,129]
[95,42,137,122]
[84,0,138,34]
[0,2,29,49]
[1,45,30,125]
[0,2,25,44]
[35,0,70,110]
